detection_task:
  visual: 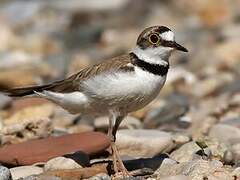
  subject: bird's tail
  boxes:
[2,77,76,97]
[2,84,53,97]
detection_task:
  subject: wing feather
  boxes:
[3,54,134,97]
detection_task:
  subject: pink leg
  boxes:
[107,111,131,177]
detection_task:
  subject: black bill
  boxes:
[162,41,188,52]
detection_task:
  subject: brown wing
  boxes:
[3,54,134,97]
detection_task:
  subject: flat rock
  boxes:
[10,166,43,180]
[116,129,175,157]
[0,132,110,166]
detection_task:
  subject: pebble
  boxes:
[44,156,83,171]
[0,94,11,110]
[10,166,43,180]
[88,173,111,180]
[0,166,12,180]
[116,129,175,157]
[170,141,201,162]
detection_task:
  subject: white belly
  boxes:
[82,66,167,113]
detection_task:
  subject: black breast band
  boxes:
[130,52,169,76]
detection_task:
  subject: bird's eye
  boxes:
[149,34,160,45]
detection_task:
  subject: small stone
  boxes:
[44,156,83,171]
[231,167,240,178]
[0,94,11,110]
[223,150,234,165]
[88,173,111,180]
[10,166,43,180]
[172,134,190,146]
[116,129,175,157]
[231,143,240,162]
[170,141,201,163]
[0,166,12,180]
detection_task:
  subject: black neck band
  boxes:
[130,52,169,76]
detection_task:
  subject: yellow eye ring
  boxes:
[149,33,160,45]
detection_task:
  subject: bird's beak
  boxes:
[172,41,188,52]
[173,41,188,52]
[162,41,188,52]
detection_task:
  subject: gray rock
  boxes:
[44,156,83,171]
[116,129,175,157]
[0,166,12,180]
[10,166,43,180]
[170,141,201,162]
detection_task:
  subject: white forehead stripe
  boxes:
[161,31,175,41]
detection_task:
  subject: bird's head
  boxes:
[136,26,188,59]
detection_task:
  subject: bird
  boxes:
[3,26,188,177]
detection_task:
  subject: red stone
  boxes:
[0,132,110,166]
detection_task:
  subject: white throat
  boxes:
[132,46,172,66]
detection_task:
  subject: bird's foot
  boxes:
[110,142,132,178]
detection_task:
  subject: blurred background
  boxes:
[0,0,240,167]
[0,0,240,179]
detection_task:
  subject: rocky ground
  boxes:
[0,0,240,179]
